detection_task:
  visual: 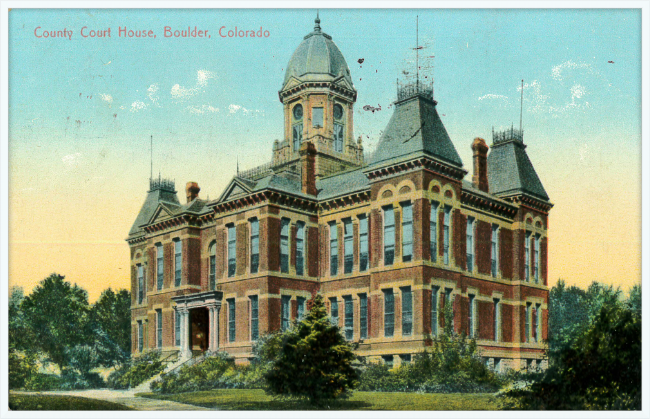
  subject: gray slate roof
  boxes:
[369,95,464,169]
[128,187,181,236]
[487,140,549,201]
[283,19,353,88]
[316,167,370,200]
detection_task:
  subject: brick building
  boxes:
[128,16,552,371]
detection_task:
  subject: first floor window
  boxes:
[401,287,413,336]
[431,286,440,336]
[494,299,501,342]
[228,298,236,342]
[525,303,531,342]
[280,218,290,274]
[330,223,338,276]
[344,296,354,340]
[384,289,394,337]
[281,295,291,331]
[536,304,542,342]
[383,206,395,266]
[250,296,259,341]
[297,297,306,320]
[250,219,259,274]
[156,309,162,349]
[330,297,339,326]
[359,216,369,272]
[296,222,305,276]
[359,293,368,339]
[444,288,454,331]
[175,310,181,347]
[137,321,143,352]
[468,294,476,338]
[228,225,236,277]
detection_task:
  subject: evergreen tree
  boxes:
[264,294,359,404]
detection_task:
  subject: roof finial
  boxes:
[314,10,321,32]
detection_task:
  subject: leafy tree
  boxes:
[88,288,132,367]
[9,287,36,353]
[264,294,359,404]
[21,273,91,371]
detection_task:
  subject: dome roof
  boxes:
[283,16,353,88]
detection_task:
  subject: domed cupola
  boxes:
[274,13,363,179]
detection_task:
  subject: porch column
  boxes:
[182,308,191,358]
[208,306,215,352]
[214,305,220,351]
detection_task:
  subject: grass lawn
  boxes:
[9,393,133,411]
[139,389,499,410]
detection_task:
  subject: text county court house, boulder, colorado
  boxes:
[128,16,552,371]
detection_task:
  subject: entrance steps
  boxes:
[133,351,213,393]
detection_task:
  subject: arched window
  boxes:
[209,241,216,289]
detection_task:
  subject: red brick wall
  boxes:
[454,209,467,270]
[187,237,201,286]
[478,300,493,340]
[413,199,424,261]
[320,224,329,277]
[475,220,492,275]
[370,208,382,268]
[267,217,280,272]
[307,226,319,277]
[236,223,248,276]
[501,303,514,342]
[500,228,513,280]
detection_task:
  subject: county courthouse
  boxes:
[128,16,552,371]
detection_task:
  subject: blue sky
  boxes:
[8,8,643,298]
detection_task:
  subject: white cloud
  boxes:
[551,60,593,81]
[171,69,216,101]
[187,105,220,114]
[130,101,148,112]
[196,69,215,87]
[478,94,509,102]
[100,93,113,104]
[518,80,549,114]
[62,152,82,166]
[147,84,160,105]
[227,104,264,116]
[229,104,247,114]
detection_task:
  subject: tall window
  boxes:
[174,239,182,287]
[156,244,163,290]
[250,219,259,274]
[250,296,259,341]
[297,297,306,320]
[329,223,338,276]
[296,222,305,276]
[156,309,162,349]
[383,206,395,266]
[359,293,368,339]
[227,225,236,277]
[228,298,236,342]
[525,302,531,342]
[536,303,542,341]
[493,298,501,342]
[444,288,454,330]
[137,265,144,304]
[280,218,290,274]
[468,294,476,338]
[525,232,531,282]
[293,124,303,151]
[281,296,291,331]
[175,310,181,347]
[491,225,499,277]
[531,304,538,343]
[330,297,339,326]
[534,235,540,283]
[430,202,439,262]
[344,219,353,274]
[431,286,440,336]
[401,287,413,336]
[402,202,413,262]
[466,217,475,272]
[209,242,217,289]
[344,295,353,340]
[137,320,143,352]
[443,206,451,265]
[359,216,369,272]
[334,123,344,152]
[312,107,324,127]
[383,289,394,337]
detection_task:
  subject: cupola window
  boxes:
[292,104,303,152]
[312,107,324,128]
[334,123,344,152]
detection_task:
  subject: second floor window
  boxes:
[383,289,394,337]
[443,207,451,265]
[430,202,439,262]
[344,219,353,274]
[250,296,259,341]
[466,217,475,272]
[359,216,369,272]
[174,239,182,287]
[209,242,217,289]
[491,225,499,277]
[280,218,290,274]
[401,287,413,336]
[296,222,305,276]
[228,225,236,277]
[330,223,338,276]
[383,206,395,266]
[534,235,540,283]
[250,219,259,274]
[402,202,413,262]
[344,295,353,340]
[525,232,531,282]
[156,244,163,290]
[137,265,144,304]
[281,295,291,331]
[359,293,368,339]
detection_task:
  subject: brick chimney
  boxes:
[300,142,317,196]
[185,182,200,203]
[472,137,489,192]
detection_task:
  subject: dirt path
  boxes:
[12,389,212,411]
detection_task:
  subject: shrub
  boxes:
[24,373,64,391]
[106,351,164,389]
[8,350,38,389]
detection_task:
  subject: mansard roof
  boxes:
[129,179,181,236]
[316,167,369,201]
[487,136,549,202]
[369,88,464,170]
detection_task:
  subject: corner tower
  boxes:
[274,14,364,178]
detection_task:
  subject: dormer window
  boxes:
[312,107,323,128]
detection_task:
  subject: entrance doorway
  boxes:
[190,307,210,352]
